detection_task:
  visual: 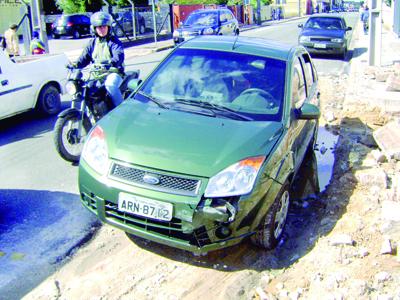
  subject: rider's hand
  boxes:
[66,62,77,69]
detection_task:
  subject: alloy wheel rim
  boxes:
[274,190,290,239]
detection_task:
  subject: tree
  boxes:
[55,0,104,13]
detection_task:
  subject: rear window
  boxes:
[138,48,286,121]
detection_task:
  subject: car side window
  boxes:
[292,58,307,109]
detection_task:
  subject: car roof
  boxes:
[307,13,344,19]
[179,36,299,61]
[192,8,228,14]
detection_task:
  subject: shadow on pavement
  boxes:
[0,189,100,300]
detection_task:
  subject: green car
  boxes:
[78,36,320,255]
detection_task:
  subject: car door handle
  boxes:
[1,80,8,86]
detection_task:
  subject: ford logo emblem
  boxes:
[143,174,160,185]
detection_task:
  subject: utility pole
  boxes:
[127,0,137,40]
[30,0,48,53]
[368,0,382,66]
[299,0,302,17]
[257,0,261,25]
[151,0,157,44]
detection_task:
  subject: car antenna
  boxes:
[232,34,239,50]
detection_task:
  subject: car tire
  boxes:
[115,27,124,37]
[36,84,61,116]
[52,33,60,39]
[235,29,239,36]
[341,48,347,60]
[251,181,290,250]
[73,30,80,39]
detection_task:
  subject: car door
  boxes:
[289,53,317,172]
[0,60,33,118]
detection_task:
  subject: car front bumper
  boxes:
[300,41,346,55]
[78,159,276,254]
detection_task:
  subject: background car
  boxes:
[51,14,91,39]
[112,11,146,37]
[298,14,352,59]
[173,8,239,45]
[78,35,320,255]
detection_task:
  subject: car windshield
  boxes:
[304,17,343,30]
[136,48,286,121]
[184,12,218,26]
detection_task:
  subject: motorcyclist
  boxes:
[72,11,125,107]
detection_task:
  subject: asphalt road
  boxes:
[0,14,358,299]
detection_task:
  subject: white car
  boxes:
[0,49,68,120]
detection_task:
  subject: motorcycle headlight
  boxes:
[204,156,265,197]
[331,38,344,43]
[65,81,77,95]
[299,36,310,43]
[203,27,214,35]
[81,125,109,175]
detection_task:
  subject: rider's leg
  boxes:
[105,73,124,107]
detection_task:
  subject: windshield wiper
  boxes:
[174,98,253,121]
[136,91,168,109]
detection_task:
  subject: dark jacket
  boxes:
[76,34,125,74]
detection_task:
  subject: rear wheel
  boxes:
[73,30,81,39]
[52,33,60,39]
[251,182,290,249]
[37,84,61,116]
[53,111,91,163]
[138,24,146,35]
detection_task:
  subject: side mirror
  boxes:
[346,26,352,31]
[296,103,320,120]
[127,78,142,92]
[298,23,304,28]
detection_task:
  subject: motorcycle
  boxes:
[54,64,139,163]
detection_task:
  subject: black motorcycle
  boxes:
[54,64,139,163]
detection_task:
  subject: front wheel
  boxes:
[37,84,61,116]
[251,182,290,249]
[53,111,92,163]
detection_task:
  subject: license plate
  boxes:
[314,43,326,49]
[57,26,64,30]
[118,192,173,221]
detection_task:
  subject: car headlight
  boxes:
[299,36,310,43]
[81,125,110,175]
[203,27,214,35]
[204,156,265,197]
[331,38,344,43]
[172,30,180,38]
[65,81,77,95]
[182,31,190,37]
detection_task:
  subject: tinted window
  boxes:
[301,53,316,94]
[138,49,286,121]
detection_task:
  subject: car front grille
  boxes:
[310,37,332,42]
[109,162,201,196]
[104,200,211,247]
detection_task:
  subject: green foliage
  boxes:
[56,0,103,13]
[383,0,391,7]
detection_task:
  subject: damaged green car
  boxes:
[78,36,320,255]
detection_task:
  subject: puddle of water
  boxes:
[315,126,339,192]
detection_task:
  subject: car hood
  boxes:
[101,101,283,178]
[300,28,345,38]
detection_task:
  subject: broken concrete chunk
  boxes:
[329,234,355,246]
[324,111,336,122]
[381,201,400,222]
[371,149,387,163]
[355,168,388,189]
[380,238,394,255]
[387,73,400,91]
[373,120,400,159]
[375,271,391,283]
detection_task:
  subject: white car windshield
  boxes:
[184,12,219,26]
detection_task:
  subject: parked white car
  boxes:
[0,49,68,120]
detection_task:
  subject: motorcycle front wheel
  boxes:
[54,111,92,163]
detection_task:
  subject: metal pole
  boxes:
[368,0,382,66]
[299,0,302,17]
[33,0,48,53]
[257,0,261,25]
[127,0,136,40]
[152,0,157,44]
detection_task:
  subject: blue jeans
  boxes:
[105,73,123,107]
